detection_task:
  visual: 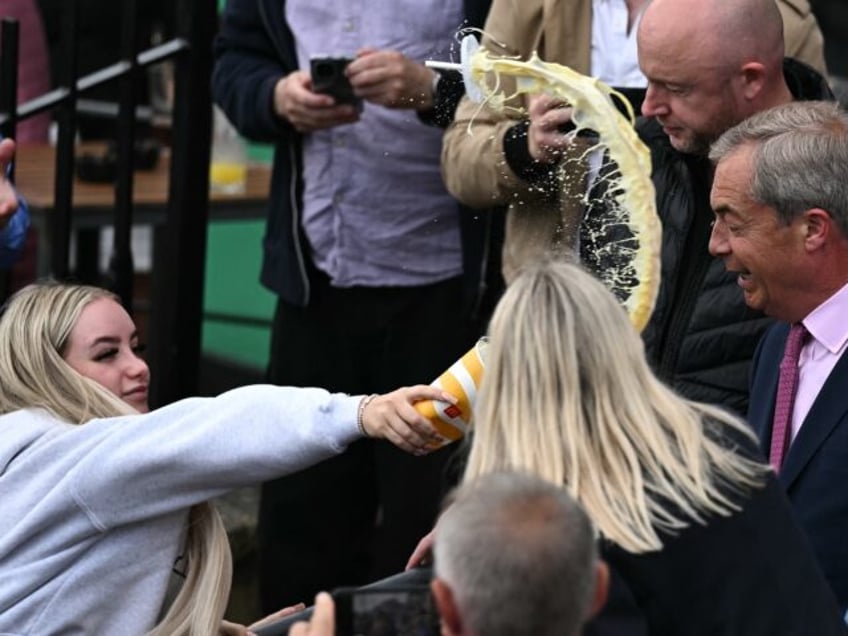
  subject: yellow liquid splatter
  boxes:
[466,47,661,333]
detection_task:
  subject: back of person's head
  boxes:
[432,471,607,636]
[0,281,133,422]
[710,100,848,235]
[464,260,766,552]
[0,281,232,636]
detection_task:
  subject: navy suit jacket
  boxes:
[749,322,848,615]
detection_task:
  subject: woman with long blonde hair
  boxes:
[0,282,449,635]
[461,260,844,634]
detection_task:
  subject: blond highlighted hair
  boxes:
[464,261,766,553]
[0,282,232,635]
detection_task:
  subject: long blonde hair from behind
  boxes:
[464,261,767,553]
[0,282,232,635]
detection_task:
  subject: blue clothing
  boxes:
[749,322,848,617]
[0,202,29,269]
[0,169,29,269]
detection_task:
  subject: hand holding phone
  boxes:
[310,56,362,108]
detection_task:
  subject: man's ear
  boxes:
[739,61,767,101]
[588,560,610,619]
[801,208,832,252]
[432,577,463,636]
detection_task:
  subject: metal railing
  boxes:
[0,0,218,406]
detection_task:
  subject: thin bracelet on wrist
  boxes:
[357,393,379,437]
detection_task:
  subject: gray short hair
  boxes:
[709,101,848,235]
[433,471,598,636]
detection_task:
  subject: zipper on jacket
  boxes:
[259,0,311,305]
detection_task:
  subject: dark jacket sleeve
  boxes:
[211,0,293,142]
[417,0,493,128]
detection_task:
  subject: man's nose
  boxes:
[641,84,666,118]
[708,218,728,256]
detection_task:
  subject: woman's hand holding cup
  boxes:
[360,386,456,454]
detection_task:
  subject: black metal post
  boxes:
[0,19,19,147]
[109,0,140,310]
[0,18,20,301]
[147,0,216,407]
[51,0,80,280]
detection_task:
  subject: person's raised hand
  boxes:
[360,385,455,454]
[527,94,576,163]
[274,71,359,133]
[347,48,436,110]
[288,592,334,636]
[0,138,20,230]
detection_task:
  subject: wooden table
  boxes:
[14,143,271,275]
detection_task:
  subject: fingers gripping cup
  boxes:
[415,337,488,447]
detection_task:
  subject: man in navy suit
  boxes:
[708,100,848,620]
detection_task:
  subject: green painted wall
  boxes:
[201,219,274,370]
[206,0,274,371]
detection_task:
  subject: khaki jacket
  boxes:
[441,0,827,280]
[442,0,593,279]
[780,0,827,76]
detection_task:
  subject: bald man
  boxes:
[575,0,832,417]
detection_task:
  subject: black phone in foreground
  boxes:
[333,585,440,636]
[252,567,435,636]
[310,56,361,107]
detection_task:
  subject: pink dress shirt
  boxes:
[793,281,848,442]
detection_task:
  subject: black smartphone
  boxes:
[333,585,440,636]
[310,56,361,107]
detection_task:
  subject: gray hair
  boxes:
[433,471,598,636]
[709,101,848,235]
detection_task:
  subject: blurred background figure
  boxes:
[809,0,848,107]
[777,0,828,77]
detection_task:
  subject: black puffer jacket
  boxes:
[586,59,832,416]
[635,124,771,415]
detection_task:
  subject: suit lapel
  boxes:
[748,324,787,456]
[780,348,848,489]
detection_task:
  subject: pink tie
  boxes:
[769,323,808,472]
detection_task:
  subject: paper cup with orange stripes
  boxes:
[415,337,488,448]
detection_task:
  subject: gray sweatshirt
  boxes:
[0,384,363,635]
